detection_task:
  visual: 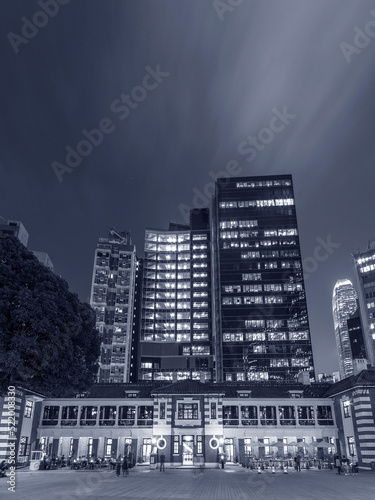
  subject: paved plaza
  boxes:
[1,466,374,500]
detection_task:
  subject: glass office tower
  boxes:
[353,243,375,367]
[139,209,214,381]
[212,174,315,382]
[332,279,358,378]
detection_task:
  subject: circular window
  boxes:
[157,437,167,450]
[209,438,219,449]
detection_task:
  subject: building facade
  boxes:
[139,209,214,382]
[332,279,359,379]
[0,387,44,464]
[90,229,139,383]
[212,175,315,383]
[325,369,375,469]
[353,244,375,367]
[3,374,375,470]
[28,381,338,469]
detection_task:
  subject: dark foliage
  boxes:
[0,236,100,397]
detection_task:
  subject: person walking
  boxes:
[341,455,349,475]
[122,455,129,477]
[335,455,341,474]
[116,456,122,477]
[295,454,301,472]
[160,454,165,472]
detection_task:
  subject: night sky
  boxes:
[2,0,375,376]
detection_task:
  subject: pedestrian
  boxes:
[335,455,341,474]
[295,454,301,472]
[122,456,129,477]
[341,455,349,475]
[116,456,122,477]
[220,455,225,469]
[160,454,165,472]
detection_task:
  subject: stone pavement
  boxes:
[2,465,375,500]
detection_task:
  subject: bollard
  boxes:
[283,465,288,474]
[272,465,275,474]
[257,465,261,474]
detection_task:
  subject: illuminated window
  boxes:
[317,406,334,425]
[197,435,203,454]
[42,406,60,426]
[347,436,356,456]
[264,261,277,269]
[24,400,33,418]
[61,406,78,426]
[173,436,179,454]
[178,403,198,420]
[105,438,113,457]
[260,406,277,425]
[270,358,289,367]
[253,345,266,354]
[80,406,98,426]
[343,400,351,418]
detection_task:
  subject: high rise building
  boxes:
[212,174,315,382]
[139,208,214,382]
[353,243,375,367]
[90,229,139,383]
[0,218,53,269]
[332,279,358,379]
[32,251,54,271]
[0,218,29,246]
[347,305,367,362]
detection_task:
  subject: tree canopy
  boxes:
[0,235,100,397]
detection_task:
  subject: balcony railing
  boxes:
[119,419,135,426]
[260,419,277,426]
[279,419,296,426]
[299,419,315,426]
[41,419,58,426]
[241,419,258,426]
[137,419,153,426]
[80,419,97,426]
[317,419,334,426]
[223,419,239,426]
[99,420,116,426]
[61,419,77,426]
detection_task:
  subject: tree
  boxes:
[0,235,100,397]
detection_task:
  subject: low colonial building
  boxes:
[324,368,375,469]
[1,372,374,469]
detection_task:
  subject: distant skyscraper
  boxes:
[212,174,315,382]
[332,279,358,378]
[90,229,139,383]
[347,305,366,362]
[139,208,214,382]
[0,218,29,246]
[32,251,54,271]
[353,242,375,367]
[0,218,53,269]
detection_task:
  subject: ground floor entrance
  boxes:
[182,435,194,465]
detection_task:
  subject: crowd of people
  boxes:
[36,453,135,471]
[334,454,359,475]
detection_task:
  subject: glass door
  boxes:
[182,436,194,465]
